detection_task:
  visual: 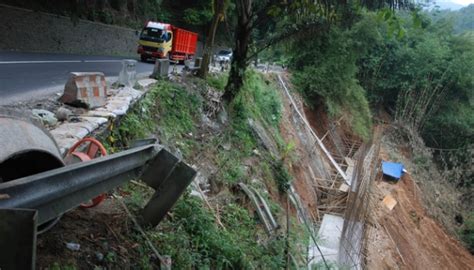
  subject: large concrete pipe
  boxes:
[0,112,64,183]
[0,112,65,235]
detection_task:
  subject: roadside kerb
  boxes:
[51,77,157,155]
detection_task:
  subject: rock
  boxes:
[217,107,228,125]
[66,242,81,251]
[222,143,231,151]
[32,109,58,126]
[101,241,109,250]
[95,252,104,262]
[248,118,279,157]
[190,189,203,199]
[137,78,157,88]
[201,114,220,131]
[56,107,72,121]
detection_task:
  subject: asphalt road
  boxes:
[0,51,158,105]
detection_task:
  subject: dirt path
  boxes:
[366,165,474,269]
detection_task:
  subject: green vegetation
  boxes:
[150,194,291,268]
[182,0,213,26]
[215,70,288,192]
[49,263,76,270]
[108,81,201,156]
[289,14,380,139]
[231,71,282,129]
[430,4,474,34]
[272,159,292,192]
[250,5,473,248]
[105,71,306,268]
[355,10,473,188]
[460,212,474,253]
[206,73,229,91]
[283,5,473,181]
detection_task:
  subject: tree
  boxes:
[222,0,415,102]
[222,0,254,101]
[198,0,228,78]
[222,0,311,101]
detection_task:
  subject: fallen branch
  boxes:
[196,184,226,230]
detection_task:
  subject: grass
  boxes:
[153,82,201,142]
[212,70,289,187]
[216,150,246,184]
[108,80,201,157]
[49,263,76,270]
[149,194,296,269]
[102,72,308,268]
[238,71,283,128]
[272,158,293,192]
[460,212,474,253]
[206,73,229,91]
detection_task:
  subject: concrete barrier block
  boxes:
[60,72,108,109]
[118,59,137,87]
[152,59,170,79]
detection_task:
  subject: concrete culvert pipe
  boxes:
[0,111,65,232]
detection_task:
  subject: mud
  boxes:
[366,170,474,269]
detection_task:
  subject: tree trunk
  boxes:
[223,0,252,102]
[198,0,225,78]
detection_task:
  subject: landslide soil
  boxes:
[366,147,474,269]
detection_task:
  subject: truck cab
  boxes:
[137,22,173,61]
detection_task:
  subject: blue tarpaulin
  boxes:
[381,161,405,180]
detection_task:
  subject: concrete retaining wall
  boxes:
[0,4,139,56]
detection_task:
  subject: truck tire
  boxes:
[140,55,147,62]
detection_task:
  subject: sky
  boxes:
[449,0,474,5]
[423,0,474,10]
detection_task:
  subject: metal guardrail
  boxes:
[0,143,196,269]
[238,183,279,235]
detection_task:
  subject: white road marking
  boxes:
[0,60,124,64]
[84,60,125,63]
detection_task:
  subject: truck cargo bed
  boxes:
[172,28,198,55]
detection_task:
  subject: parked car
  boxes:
[214,49,233,63]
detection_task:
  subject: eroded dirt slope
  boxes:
[366,147,474,269]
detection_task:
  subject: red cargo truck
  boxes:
[137,21,198,62]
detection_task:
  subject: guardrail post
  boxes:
[141,161,196,227]
[0,209,37,270]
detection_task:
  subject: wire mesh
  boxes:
[338,128,382,269]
